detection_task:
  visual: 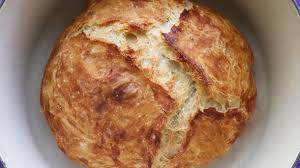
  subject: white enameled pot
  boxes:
[0,0,299,168]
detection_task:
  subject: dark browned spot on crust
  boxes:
[113,130,127,143]
[140,148,154,168]
[93,137,104,154]
[112,83,138,103]
[180,9,190,19]
[111,144,123,166]
[111,84,128,102]
[107,68,123,82]
[163,31,210,86]
[146,128,161,148]
[132,0,148,7]
[203,107,225,119]
[79,158,89,165]
[128,23,150,32]
[95,100,107,113]
[147,155,152,168]
[168,25,183,36]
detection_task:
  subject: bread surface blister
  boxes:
[40,0,257,167]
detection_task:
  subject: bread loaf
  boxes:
[40,0,256,167]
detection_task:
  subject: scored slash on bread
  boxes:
[40,0,256,167]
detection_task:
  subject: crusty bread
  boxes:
[40,0,256,167]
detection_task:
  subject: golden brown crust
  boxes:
[163,6,256,111]
[166,108,248,167]
[41,0,256,167]
[41,34,176,167]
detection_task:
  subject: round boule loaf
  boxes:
[40,0,256,167]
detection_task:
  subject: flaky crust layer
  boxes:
[40,0,256,167]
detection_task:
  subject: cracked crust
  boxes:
[40,0,256,168]
[162,6,256,112]
[41,34,176,168]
